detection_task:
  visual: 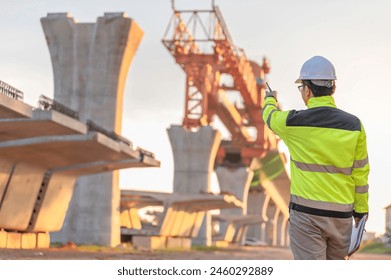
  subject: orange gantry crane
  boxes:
[162,2,278,166]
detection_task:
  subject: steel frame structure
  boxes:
[162,4,277,165]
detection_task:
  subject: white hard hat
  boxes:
[295,56,337,84]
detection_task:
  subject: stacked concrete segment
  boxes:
[41,13,144,246]
[0,94,159,249]
[120,190,243,250]
[0,232,50,249]
[211,150,291,247]
[215,164,255,243]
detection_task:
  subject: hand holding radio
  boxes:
[265,82,278,101]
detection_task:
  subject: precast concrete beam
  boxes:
[50,157,157,176]
[0,163,46,230]
[121,191,170,209]
[0,94,33,119]
[0,110,87,142]
[0,101,158,233]
[0,160,14,207]
[28,172,77,232]
[212,214,263,243]
[120,208,141,230]
[0,130,157,234]
[120,190,243,212]
[212,214,263,226]
[120,190,242,245]
[0,95,159,246]
[0,132,135,169]
[29,155,159,233]
[42,12,144,247]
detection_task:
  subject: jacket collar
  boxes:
[307,95,336,109]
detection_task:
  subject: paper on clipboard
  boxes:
[348,214,367,256]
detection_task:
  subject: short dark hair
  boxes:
[303,80,336,97]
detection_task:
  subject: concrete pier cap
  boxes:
[167,125,221,194]
[103,12,128,18]
[47,13,72,18]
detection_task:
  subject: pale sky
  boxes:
[0,0,390,235]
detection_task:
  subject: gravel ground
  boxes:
[0,245,390,260]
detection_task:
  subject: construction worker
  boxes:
[262,56,369,260]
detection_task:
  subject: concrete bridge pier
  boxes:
[276,208,289,247]
[246,187,267,242]
[275,213,289,247]
[260,194,277,245]
[41,12,143,246]
[167,125,221,246]
[260,194,289,246]
[215,164,254,241]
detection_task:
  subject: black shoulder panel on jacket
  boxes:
[286,107,361,131]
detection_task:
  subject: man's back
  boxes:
[281,97,363,205]
[261,55,369,259]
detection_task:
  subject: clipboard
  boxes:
[347,214,367,257]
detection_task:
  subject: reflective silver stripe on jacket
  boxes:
[353,156,369,168]
[355,184,369,193]
[291,158,352,175]
[290,194,354,212]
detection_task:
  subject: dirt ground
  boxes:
[1,245,390,260]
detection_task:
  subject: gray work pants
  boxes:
[289,209,352,260]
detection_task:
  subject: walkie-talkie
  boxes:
[265,82,277,101]
[266,82,273,92]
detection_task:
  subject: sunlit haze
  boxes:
[0,0,390,235]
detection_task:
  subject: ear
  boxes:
[305,86,312,99]
[305,86,315,99]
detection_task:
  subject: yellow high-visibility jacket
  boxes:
[262,95,369,218]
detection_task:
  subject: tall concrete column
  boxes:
[272,208,282,246]
[41,13,143,246]
[261,194,277,245]
[215,164,254,240]
[167,125,221,245]
[215,165,254,214]
[246,187,267,241]
[280,216,289,247]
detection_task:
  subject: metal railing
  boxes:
[0,80,24,101]
[137,147,155,158]
[86,119,132,146]
[37,95,79,120]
